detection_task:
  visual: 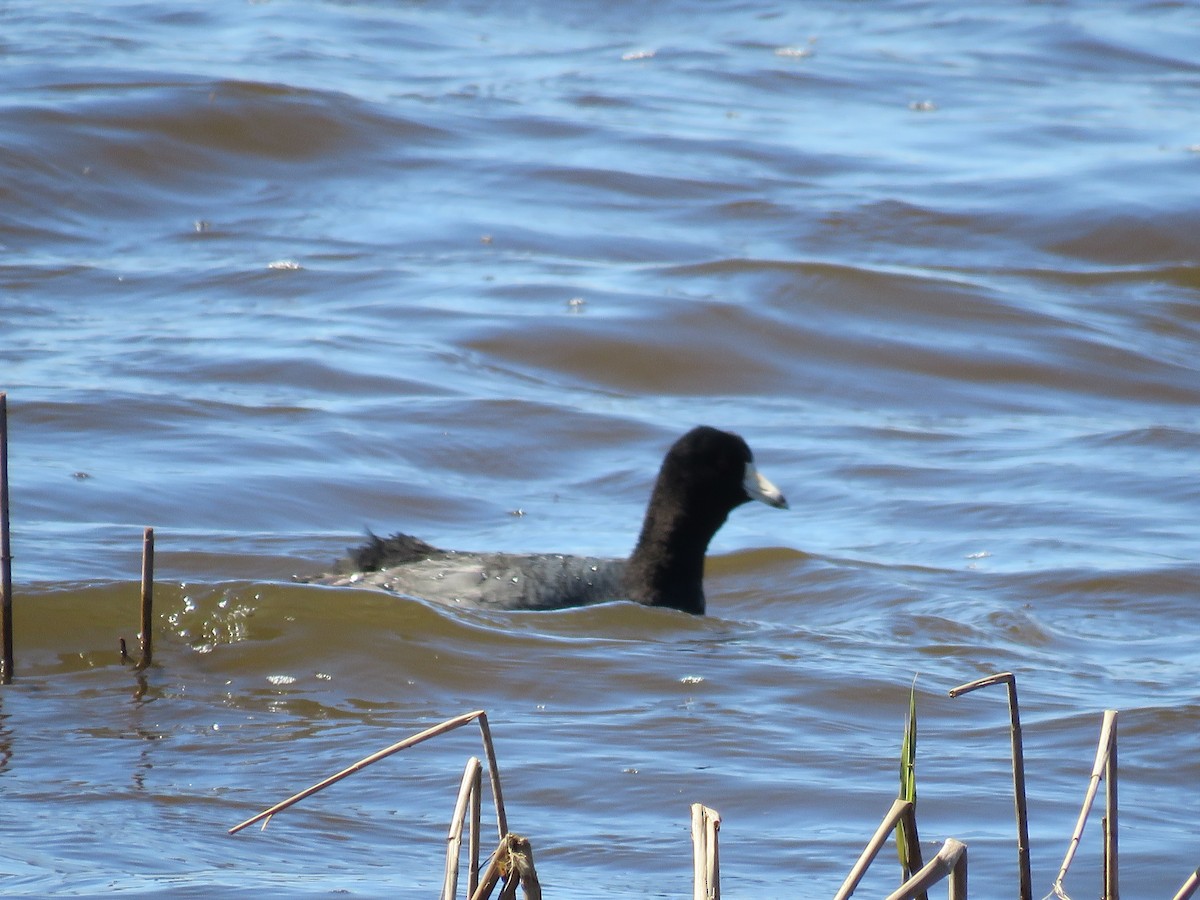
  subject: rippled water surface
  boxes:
[3,1,1199,896]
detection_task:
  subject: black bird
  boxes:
[321,426,787,614]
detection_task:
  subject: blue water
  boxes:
[2,1,1199,896]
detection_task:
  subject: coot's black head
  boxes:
[625,426,787,614]
[657,425,788,517]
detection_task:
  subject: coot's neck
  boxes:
[623,496,731,615]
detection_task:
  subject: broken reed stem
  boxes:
[229,709,503,835]
[518,840,547,900]
[505,835,540,900]
[476,711,508,838]
[1,392,13,684]
[443,757,483,900]
[706,810,721,900]
[1051,709,1118,895]
[949,671,1032,900]
[884,838,968,900]
[691,803,721,900]
[834,798,914,900]
[137,527,154,669]
[470,834,540,900]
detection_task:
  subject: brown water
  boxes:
[2,1,1199,896]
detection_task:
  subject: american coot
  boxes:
[319,426,787,614]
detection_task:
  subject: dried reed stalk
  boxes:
[690,803,721,900]
[443,756,483,900]
[469,761,482,897]
[949,671,1032,900]
[1051,709,1118,899]
[476,710,508,837]
[1171,866,1200,900]
[136,527,154,669]
[471,837,508,900]
[0,392,12,683]
[884,838,967,900]
[834,798,925,899]
[228,709,506,835]
[1105,715,1119,900]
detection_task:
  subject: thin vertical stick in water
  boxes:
[0,393,12,684]
[1105,721,1118,900]
[949,671,1032,900]
[469,762,482,899]
[137,527,154,669]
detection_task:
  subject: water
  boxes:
[3,0,1199,896]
